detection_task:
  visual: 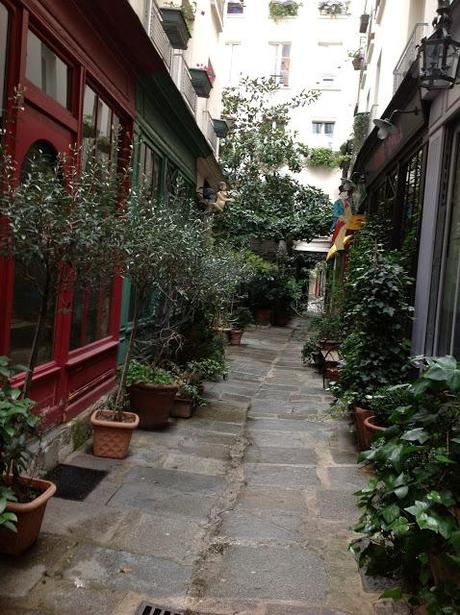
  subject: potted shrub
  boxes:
[171,381,203,419]
[0,357,56,555]
[353,356,460,611]
[126,361,177,429]
[269,0,300,20]
[229,306,253,345]
[363,384,413,449]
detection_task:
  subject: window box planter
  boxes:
[269,0,300,20]
[318,1,349,16]
[212,118,230,138]
[160,8,191,50]
[359,13,370,33]
[352,55,364,71]
[189,68,213,98]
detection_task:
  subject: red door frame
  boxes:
[0,0,135,427]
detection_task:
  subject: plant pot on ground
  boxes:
[255,308,273,324]
[0,357,57,555]
[127,361,178,429]
[362,384,414,448]
[229,306,253,345]
[171,382,203,419]
[91,409,139,459]
[354,405,373,451]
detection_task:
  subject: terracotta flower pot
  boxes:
[274,311,290,327]
[429,552,460,585]
[354,406,373,451]
[91,409,139,459]
[129,383,178,429]
[171,396,194,418]
[363,415,387,447]
[0,477,56,556]
[229,329,243,345]
[256,308,273,324]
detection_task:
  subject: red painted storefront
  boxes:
[0,0,162,428]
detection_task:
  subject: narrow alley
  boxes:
[0,323,377,615]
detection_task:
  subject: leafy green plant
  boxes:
[308,147,341,169]
[186,358,228,382]
[352,112,370,160]
[126,360,176,387]
[353,356,460,612]
[366,384,414,427]
[318,1,349,16]
[230,306,253,330]
[269,1,301,20]
[0,356,39,525]
[177,382,204,406]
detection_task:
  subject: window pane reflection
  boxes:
[26,30,69,108]
[70,279,112,350]
[0,4,8,123]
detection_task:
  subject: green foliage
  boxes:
[301,311,343,363]
[366,384,414,427]
[126,360,176,387]
[230,306,253,329]
[269,1,301,20]
[308,147,341,169]
[177,382,204,406]
[334,225,413,406]
[318,1,349,16]
[0,356,39,530]
[353,357,460,612]
[352,112,370,158]
[218,77,330,246]
[186,357,228,382]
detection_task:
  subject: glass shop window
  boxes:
[81,85,120,170]
[139,142,162,196]
[9,142,58,366]
[0,3,9,126]
[26,30,69,108]
[70,279,113,350]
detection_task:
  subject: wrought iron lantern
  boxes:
[419,0,460,90]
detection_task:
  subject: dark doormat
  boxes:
[136,605,186,615]
[45,464,108,501]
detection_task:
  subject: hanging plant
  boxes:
[269,1,301,21]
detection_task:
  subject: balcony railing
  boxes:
[147,1,172,69]
[393,22,429,93]
[203,110,218,154]
[171,52,197,113]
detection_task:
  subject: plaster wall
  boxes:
[220,0,363,200]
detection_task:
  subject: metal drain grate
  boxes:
[135,604,185,615]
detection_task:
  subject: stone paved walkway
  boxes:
[0,322,377,615]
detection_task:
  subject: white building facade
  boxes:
[221,0,363,199]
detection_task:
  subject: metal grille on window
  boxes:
[401,148,424,241]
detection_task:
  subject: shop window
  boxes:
[400,148,424,242]
[0,3,8,124]
[437,142,460,357]
[81,85,120,169]
[269,43,291,87]
[9,142,58,366]
[70,279,112,350]
[139,142,162,196]
[26,30,69,108]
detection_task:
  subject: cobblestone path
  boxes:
[0,323,377,615]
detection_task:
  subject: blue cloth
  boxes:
[331,198,344,233]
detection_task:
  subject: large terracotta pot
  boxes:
[256,308,273,324]
[91,410,139,459]
[129,383,178,429]
[171,396,194,419]
[363,415,387,447]
[429,552,460,585]
[0,477,56,556]
[354,406,373,451]
[229,329,243,345]
[274,311,290,327]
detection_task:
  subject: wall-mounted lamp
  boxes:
[373,107,420,140]
[419,0,460,90]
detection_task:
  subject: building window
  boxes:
[82,85,120,169]
[269,43,291,87]
[139,142,162,196]
[227,1,244,15]
[70,279,113,350]
[312,121,335,136]
[26,30,69,109]
[224,42,242,86]
[0,3,8,124]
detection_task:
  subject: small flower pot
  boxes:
[363,415,387,447]
[214,327,231,345]
[229,329,243,345]
[256,308,273,324]
[354,406,373,451]
[91,409,139,459]
[171,396,194,418]
[129,383,178,429]
[274,311,291,327]
[0,477,57,556]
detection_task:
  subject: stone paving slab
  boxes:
[0,322,377,615]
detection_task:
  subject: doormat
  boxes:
[46,464,108,501]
